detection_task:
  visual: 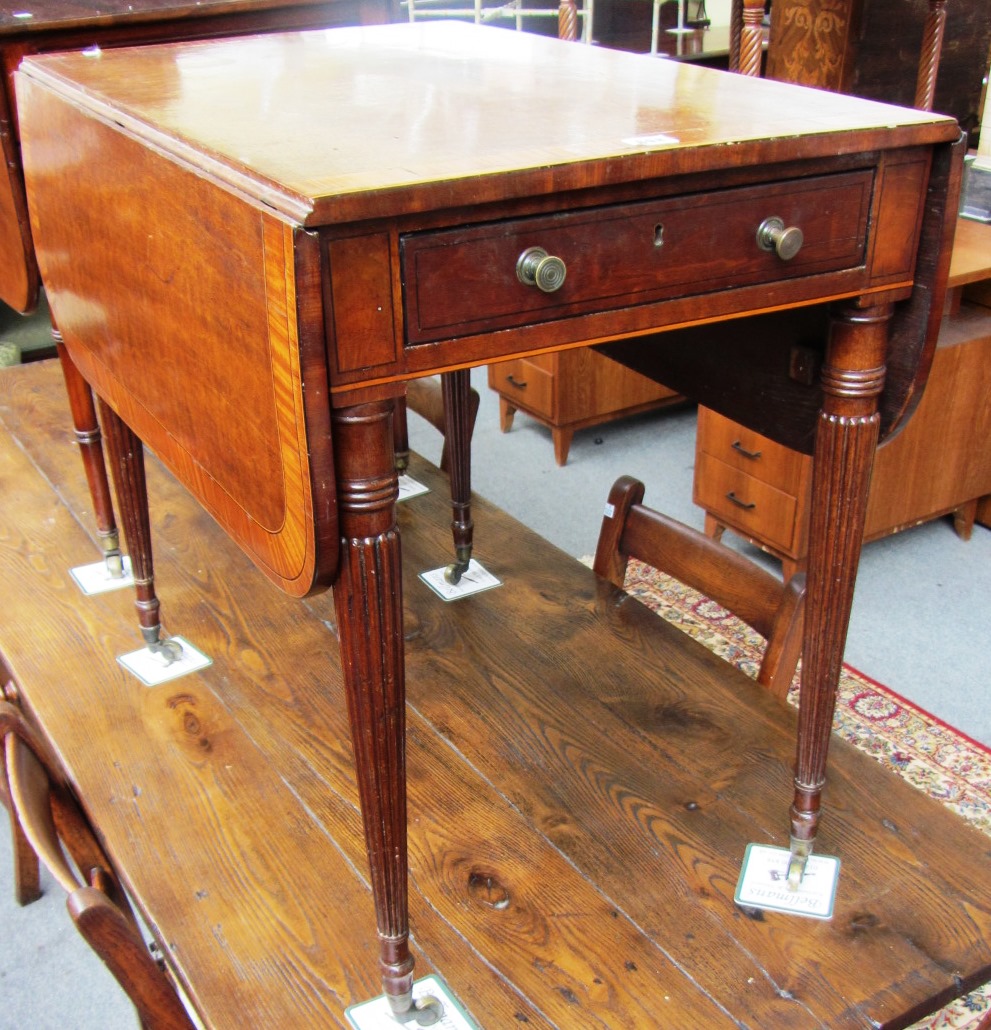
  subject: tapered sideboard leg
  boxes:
[789,299,892,885]
[54,331,123,578]
[97,399,180,663]
[331,397,414,1015]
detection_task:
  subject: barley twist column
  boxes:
[558,0,578,41]
[737,0,766,77]
[913,0,948,112]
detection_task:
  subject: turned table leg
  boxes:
[97,400,180,663]
[441,369,474,585]
[53,330,123,578]
[330,397,414,1015]
[788,299,892,885]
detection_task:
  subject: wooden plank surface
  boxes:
[2,359,990,1029]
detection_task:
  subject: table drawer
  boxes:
[698,408,807,493]
[694,451,801,553]
[488,356,555,418]
[402,169,872,344]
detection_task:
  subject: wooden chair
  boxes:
[0,696,195,1030]
[593,475,806,700]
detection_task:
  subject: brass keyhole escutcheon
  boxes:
[516,246,567,293]
[757,216,804,261]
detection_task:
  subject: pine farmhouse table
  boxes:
[15,23,964,1015]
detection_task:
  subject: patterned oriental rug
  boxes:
[613,558,991,1029]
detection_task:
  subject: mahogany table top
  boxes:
[20,21,958,224]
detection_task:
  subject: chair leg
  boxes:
[0,685,41,905]
[1,774,41,905]
[68,886,195,1030]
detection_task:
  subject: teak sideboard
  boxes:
[487,347,682,465]
[15,23,963,1015]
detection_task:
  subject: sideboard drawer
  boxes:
[699,409,807,493]
[489,356,555,419]
[694,451,801,554]
[402,169,873,344]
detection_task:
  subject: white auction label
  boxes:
[419,560,502,602]
[735,843,840,920]
[347,975,477,1029]
[117,636,212,686]
[70,556,134,595]
[397,474,430,502]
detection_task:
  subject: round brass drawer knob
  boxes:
[757,217,804,261]
[516,246,567,293]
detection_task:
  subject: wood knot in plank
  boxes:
[467,869,510,910]
[164,691,215,758]
[848,911,881,935]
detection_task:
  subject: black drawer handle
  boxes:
[731,440,762,460]
[726,491,756,511]
[506,374,528,390]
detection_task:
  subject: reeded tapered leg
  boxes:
[331,398,413,1015]
[441,370,474,585]
[54,331,123,577]
[788,300,892,885]
[97,400,180,663]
